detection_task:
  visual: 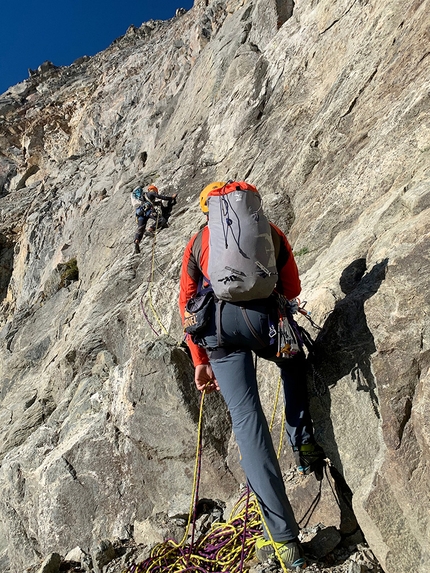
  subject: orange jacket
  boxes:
[179,223,301,366]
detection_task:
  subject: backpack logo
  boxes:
[207,181,278,301]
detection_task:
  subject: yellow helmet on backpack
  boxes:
[200,181,226,213]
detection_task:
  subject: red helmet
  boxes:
[147,184,158,193]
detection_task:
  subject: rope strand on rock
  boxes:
[140,210,169,337]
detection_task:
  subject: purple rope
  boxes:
[140,293,160,336]
[238,487,251,573]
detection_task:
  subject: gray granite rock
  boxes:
[0,0,429,572]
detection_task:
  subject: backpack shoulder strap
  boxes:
[270,223,292,264]
[270,225,281,259]
[190,227,210,290]
[191,228,204,267]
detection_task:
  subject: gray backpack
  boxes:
[207,181,278,301]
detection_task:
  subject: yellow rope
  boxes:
[179,492,262,572]
[132,389,207,573]
[268,374,287,463]
[128,346,295,573]
[127,389,264,573]
[258,509,294,573]
[269,374,282,432]
[176,387,207,549]
[277,413,286,459]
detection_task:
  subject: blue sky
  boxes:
[0,0,194,95]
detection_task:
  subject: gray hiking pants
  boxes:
[198,300,314,542]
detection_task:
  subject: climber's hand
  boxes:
[195,364,219,393]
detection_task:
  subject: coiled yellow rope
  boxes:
[128,492,263,573]
[125,373,292,573]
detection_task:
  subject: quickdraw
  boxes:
[297,299,322,331]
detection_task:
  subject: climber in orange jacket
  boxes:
[178,181,324,570]
[132,184,178,253]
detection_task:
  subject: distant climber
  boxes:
[131,184,178,253]
[146,184,178,226]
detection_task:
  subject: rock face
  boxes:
[0,0,429,572]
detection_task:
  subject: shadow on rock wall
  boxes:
[0,233,14,302]
[308,258,388,474]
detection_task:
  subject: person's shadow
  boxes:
[306,257,388,475]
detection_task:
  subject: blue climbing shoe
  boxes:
[293,442,325,480]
